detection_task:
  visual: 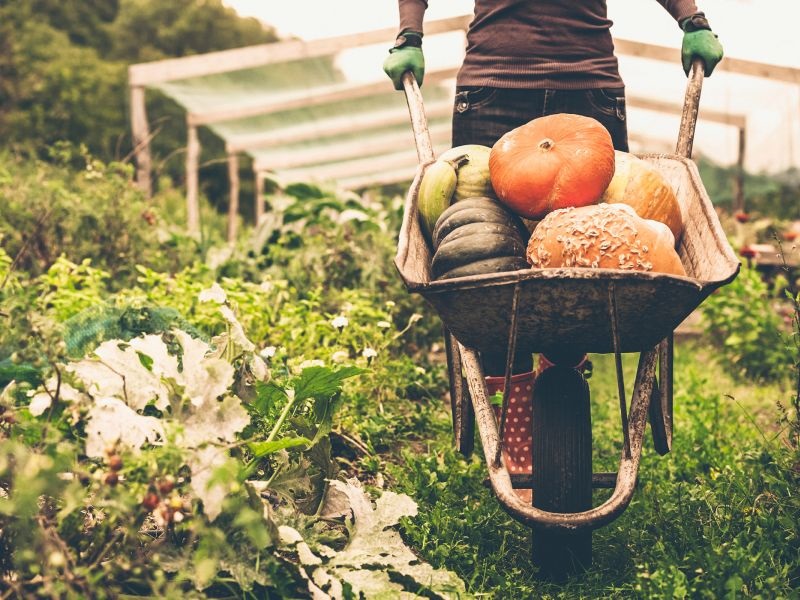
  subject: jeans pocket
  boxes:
[454,86,499,113]
[586,88,626,122]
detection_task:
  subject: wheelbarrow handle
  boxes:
[676,58,705,159]
[402,71,436,164]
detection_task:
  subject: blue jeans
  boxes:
[454,87,622,375]
[452,87,629,151]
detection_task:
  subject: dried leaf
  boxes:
[84,398,165,458]
[70,340,171,411]
[283,479,467,599]
[187,445,231,521]
[179,395,250,447]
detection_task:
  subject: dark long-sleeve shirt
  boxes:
[397,0,699,88]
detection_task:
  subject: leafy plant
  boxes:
[0,282,459,598]
[0,148,205,282]
[700,263,792,381]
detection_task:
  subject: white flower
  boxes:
[219,305,255,351]
[198,282,227,304]
[299,359,325,370]
[331,315,349,330]
[337,209,370,223]
[385,301,396,308]
[250,355,270,381]
[376,321,391,329]
[362,347,378,361]
[331,350,349,363]
[260,346,277,360]
[409,313,423,324]
[27,392,52,417]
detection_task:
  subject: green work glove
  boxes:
[681,14,723,76]
[382,31,425,90]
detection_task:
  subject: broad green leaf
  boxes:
[248,436,310,457]
[265,451,314,507]
[253,381,289,416]
[292,365,364,402]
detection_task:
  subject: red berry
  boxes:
[142,492,160,511]
[104,472,119,486]
[739,246,757,259]
[107,455,123,471]
[157,477,175,495]
[734,211,750,223]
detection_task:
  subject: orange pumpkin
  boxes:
[489,113,615,219]
[601,151,683,242]
[526,203,686,276]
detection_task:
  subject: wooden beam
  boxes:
[253,122,452,172]
[614,38,800,83]
[627,133,674,153]
[628,95,747,129]
[227,154,240,243]
[715,56,800,84]
[188,67,458,126]
[337,168,424,191]
[186,124,201,236]
[254,169,265,225]
[275,149,432,184]
[226,101,453,153]
[130,85,152,197]
[734,127,746,212]
[129,15,797,88]
[128,15,470,87]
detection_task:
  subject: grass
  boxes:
[378,340,800,598]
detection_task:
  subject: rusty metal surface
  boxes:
[649,335,674,455]
[444,327,474,456]
[461,344,657,531]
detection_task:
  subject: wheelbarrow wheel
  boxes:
[531,365,593,578]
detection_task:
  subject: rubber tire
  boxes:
[531,365,593,579]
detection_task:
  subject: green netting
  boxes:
[154,56,344,115]
[149,52,455,183]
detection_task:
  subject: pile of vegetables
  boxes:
[417,113,687,280]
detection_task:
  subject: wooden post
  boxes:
[186,124,201,236]
[227,153,240,243]
[734,126,747,213]
[254,169,265,225]
[129,85,152,197]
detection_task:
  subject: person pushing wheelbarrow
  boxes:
[383,0,723,485]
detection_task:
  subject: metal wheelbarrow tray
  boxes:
[395,153,740,357]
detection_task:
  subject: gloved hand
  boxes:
[681,14,723,76]
[382,31,425,90]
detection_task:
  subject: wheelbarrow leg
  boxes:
[444,327,474,457]
[530,365,593,578]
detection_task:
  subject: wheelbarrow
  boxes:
[393,61,740,578]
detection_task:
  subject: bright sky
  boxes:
[224,0,800,173]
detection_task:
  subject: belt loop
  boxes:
[616,96,626,121]
[542,89,554,115]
